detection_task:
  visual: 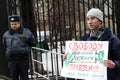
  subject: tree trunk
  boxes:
[20,0,37,36]
[20,0,37,77]
[115,0,120,38]
[0,0,10,78]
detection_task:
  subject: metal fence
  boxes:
[31,47,66,80]
[6,0,117,79]
[32,0,116,78]
[33,0,116,52]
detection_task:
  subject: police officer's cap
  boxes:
[8,15,21,22]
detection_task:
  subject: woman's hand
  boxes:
[103,60,116,69]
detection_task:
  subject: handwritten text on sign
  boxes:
[61,41,108,80]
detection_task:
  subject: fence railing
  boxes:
[31,47,66,80]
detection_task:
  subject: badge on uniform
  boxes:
[19,34,26,38]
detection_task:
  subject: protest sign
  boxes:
[61,41,108,80]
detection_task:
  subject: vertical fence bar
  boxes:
[82,0,87,34]
[111,0,116,34]
[45,51,50,80]
[68,0,72,40]
[31,49,37,80]
[53,53,58,80]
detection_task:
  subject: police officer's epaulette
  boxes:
[24,28,31,31]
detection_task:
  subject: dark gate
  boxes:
[5,0,118,79]
[31,0,117,78]
[33,0,116,51]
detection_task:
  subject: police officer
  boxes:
[2,15,37,80]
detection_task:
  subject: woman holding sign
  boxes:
[63,8,120,80]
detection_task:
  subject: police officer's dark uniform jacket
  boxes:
[3,26,36,60]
